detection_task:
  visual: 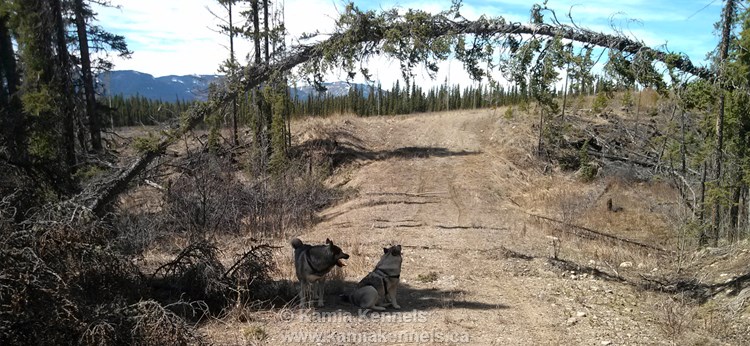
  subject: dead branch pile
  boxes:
[545,108,670,181]
[151,241,230,313]
[149,240,280,313]
[0,202,205,345]
[79,300,206,346]
[0,192,282,344]
[0,161,47,223]
[224,244,279,301]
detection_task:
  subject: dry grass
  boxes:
[7,89,735,346]
[32,99,745,345]
[654,294,695,339]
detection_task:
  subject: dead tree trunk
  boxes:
[730,183,742,242]
[0,14,25,163]
[700,161,708,244]
[681,109,687,174]
[537,108,544,156]
[711,0,736,246]
[74,0,101,151]
[228,0,238,146]
[52,0,77,173]
[561,59,570,121]
[263,0,270,66]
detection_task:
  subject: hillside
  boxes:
[98,70,220,101]
[185,105,750,345]
[98,70,374,102]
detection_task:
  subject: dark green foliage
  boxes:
[0,11,25,165]
[289,81,524,117]
[267,81,290,175]
[11,0,78,191]
[105,95,195,127]
[1,0,131,200]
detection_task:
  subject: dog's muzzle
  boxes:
[336,254,350,267]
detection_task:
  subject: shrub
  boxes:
[592,92,609,113]
[162,153,251,239]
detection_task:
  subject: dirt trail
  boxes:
[209,110,690,345]
[302,110,576,345]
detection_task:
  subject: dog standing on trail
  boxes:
[291,238,349,307]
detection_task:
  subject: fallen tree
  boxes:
[76,3,712,216]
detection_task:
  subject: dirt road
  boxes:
[207,109,708,345]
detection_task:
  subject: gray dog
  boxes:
[291,238,350,307]
[344,245,402,311]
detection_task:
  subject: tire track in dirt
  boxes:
[449,184,465,226]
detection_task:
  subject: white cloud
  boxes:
[95,0,240,75]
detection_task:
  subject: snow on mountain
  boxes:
[97,70,221,102]
[98,71,377,102]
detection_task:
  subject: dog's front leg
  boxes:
[299,282,309,308]
[387,285,401,309]
[316,279,326,307]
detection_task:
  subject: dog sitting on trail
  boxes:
[291,238,349,307]
[343,245,403,311]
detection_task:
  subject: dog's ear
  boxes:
[326,238,332,245]
[383,247,389,254]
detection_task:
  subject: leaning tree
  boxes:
[77,2,717,216]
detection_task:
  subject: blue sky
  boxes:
[94,0,723,88]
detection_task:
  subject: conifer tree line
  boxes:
[289,81,512,117]
[285,75,606,117]
[104,95,195,127]
[683,0,750,246]
[106,73,610,124]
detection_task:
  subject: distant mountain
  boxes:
[98,70,221,102]
[98,70,378,102]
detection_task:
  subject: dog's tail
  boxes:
[290,238,303,249]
